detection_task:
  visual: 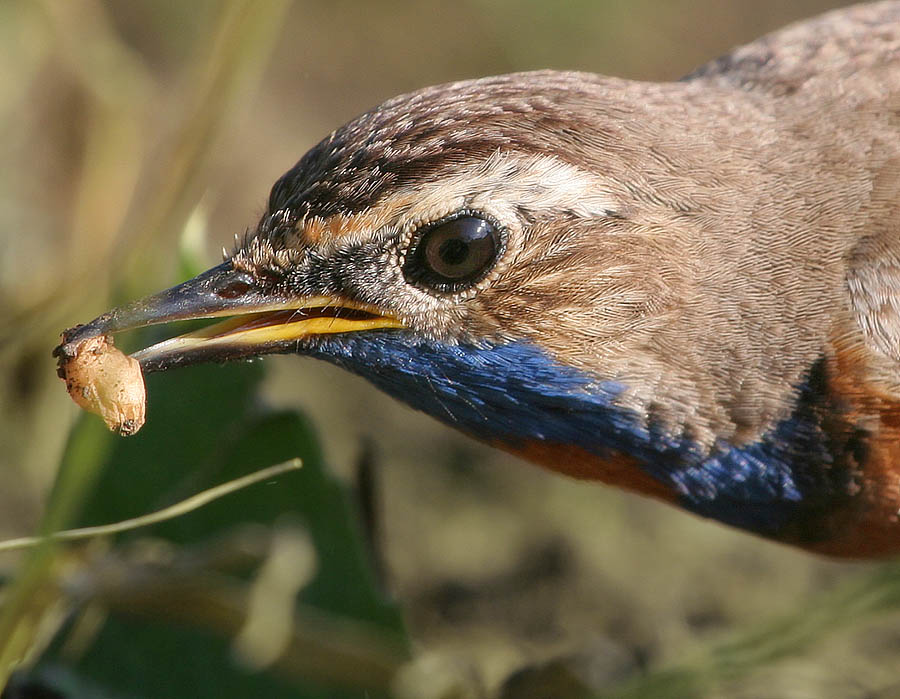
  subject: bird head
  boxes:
[64,72,696,453]
[57,70,801,513]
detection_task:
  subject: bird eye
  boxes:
[403,215,502,293]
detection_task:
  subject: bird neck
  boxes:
[308,333,857,546]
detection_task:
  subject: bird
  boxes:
[58,2,900,558]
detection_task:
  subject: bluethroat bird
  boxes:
[57,2,900,557]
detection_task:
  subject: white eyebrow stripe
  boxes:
[404,150,620,222]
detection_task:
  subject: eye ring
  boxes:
[402,212,504,294]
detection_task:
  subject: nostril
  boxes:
[217,280,252,299]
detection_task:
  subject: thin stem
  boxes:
[0,459,301,554]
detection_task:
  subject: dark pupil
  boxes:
[423,217,497,281]
[437,238,468,267]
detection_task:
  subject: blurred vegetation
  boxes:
[1,0,899,697]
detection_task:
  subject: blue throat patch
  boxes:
[308,332,848,541]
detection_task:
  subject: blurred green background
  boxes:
[1,1,899,697]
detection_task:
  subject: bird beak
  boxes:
[58,262,403,373]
